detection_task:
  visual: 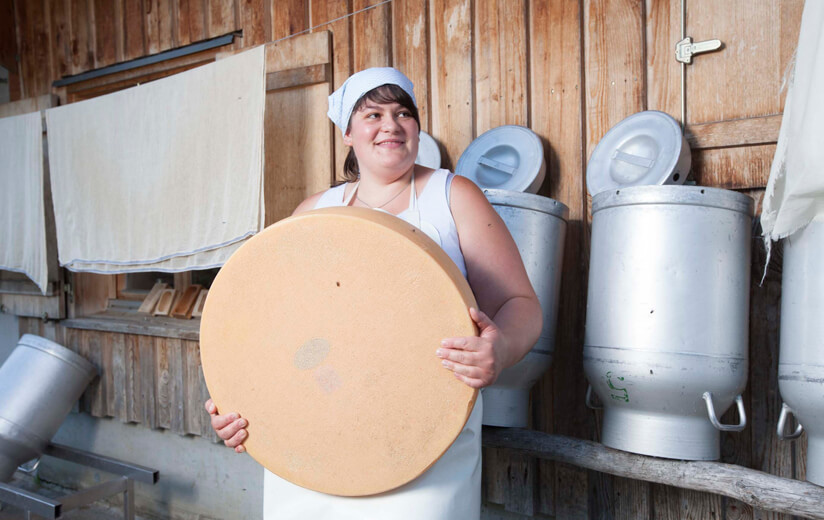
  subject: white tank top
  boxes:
[314,169,467,277]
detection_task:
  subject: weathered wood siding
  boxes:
[7,1,807,518]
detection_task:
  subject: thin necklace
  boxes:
[356,178,411,209]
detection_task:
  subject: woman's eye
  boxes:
[398,111,411,117]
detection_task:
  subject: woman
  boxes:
[206,67,542,519]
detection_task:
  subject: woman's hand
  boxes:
[205,398,248,453]
[437,307,508,389]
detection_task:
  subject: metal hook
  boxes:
[703,392,747,432]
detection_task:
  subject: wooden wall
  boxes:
[6,1,808,519]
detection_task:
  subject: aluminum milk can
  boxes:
[482,190,568,427]
[0,334,96,481]
[777,219,824,486]
[584,185,753,460]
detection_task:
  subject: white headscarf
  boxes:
[327,67,417,135]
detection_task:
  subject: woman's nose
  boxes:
[381,116,402,132]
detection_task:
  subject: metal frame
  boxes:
[0,443,158,520]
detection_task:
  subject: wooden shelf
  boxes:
[482,428,824,520]
[62,309,200,341]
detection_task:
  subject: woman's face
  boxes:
[343,100,420,180]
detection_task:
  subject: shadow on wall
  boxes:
[0,313,18,364]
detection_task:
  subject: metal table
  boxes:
[0,443,159,520]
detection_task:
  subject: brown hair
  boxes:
[339,84,421,184]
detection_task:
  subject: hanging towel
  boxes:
[45,45,266,273]
[0,111,48,294]
[762,2,824,248]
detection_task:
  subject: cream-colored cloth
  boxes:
[45,45,266,273]
[762,2,824,247]
[0,111,48,293]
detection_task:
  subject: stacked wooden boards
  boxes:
[200,207,478,496]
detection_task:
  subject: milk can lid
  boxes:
[456,125,546,193]
[587,111,690,197]
[415,131,442,170]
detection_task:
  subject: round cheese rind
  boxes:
[200,207,478,496]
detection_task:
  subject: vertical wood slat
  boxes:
[0,0,22,101]
[429,0,472,170]
[644,0,680,120]
[352,0,390,70]
[111,332,127,420]
[176,0,208,46]
[125,333,141,423]
[473,0,528,134]
[69,0,93,75]
[311,0,353,181]
[139,334,158,429]
[206,0,236,38]
[84,330,106,417]
[183,340,205,435]
[102,331,115,417]
[271,0,308,41]
[145,0,175,54]
[155,336,172,429]
[93,0,117,67]
[123,0,147,60]
[49,0,73,83]
[15,0,51,97]
[169,337,186,434]
[238,0,267,47]
[529,2,585,515]
[392,0,429,132]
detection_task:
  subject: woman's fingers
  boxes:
[469,307,495,332]
[225,427,248,449]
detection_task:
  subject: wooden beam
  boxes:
[686,114,782,150]
[265,63,331,91]
[482,428,824,520]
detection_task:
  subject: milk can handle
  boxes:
[702,392,746,432]
[585,384,603,410]
[777,402,804,440]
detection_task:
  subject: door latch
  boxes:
[675,37,722,64]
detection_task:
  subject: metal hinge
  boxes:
[63,282,74,304]
[675,37,723,64]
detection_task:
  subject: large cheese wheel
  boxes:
[200,207,478,496]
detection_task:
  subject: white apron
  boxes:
[262,170,481,520]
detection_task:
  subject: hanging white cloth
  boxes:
[45,45,266,274]
[0,111,48,294]
[762,1,824,248]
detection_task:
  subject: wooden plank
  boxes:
[137,282,168,314]
[266,63,331,91]
[0,293,63,320]
[138,334,157,428]
[171,284,202,319]
[482,447,506,505]
[264,81,334,224]
[17,0,52,97]
[62,314,201,340]
[265,30,331,72]
[206,0,235,38]
[482,430,824,519]
[686,1,793,125]
[183,340,203,435]
[47,0,72,84]
[199,359,220,442]
[93,0,117,67]
[101,331,115,417]
[392,0,429,132]
[0,0,22,101]
[111,332,127,421]
[155,335,172,429]
[271,0,307,41]
[145,0,175,54]
[123,0,147,60]
[312,0,353,179]
[69,0,93,75]
[473,0,528,133]
[169,337,186,434]
[686,115,782,150]
[645,0,680,121]
[70,272,114,318]
[63,327,87,412]
[352,0,390,70]
[583,0,646,160]
[125,333,141,423]
[529,0,585,515]
[238,0,266,47]
[85,329,106,417]
[691,144,776,190]
[429,0,473,170]
[614,477,650,518]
